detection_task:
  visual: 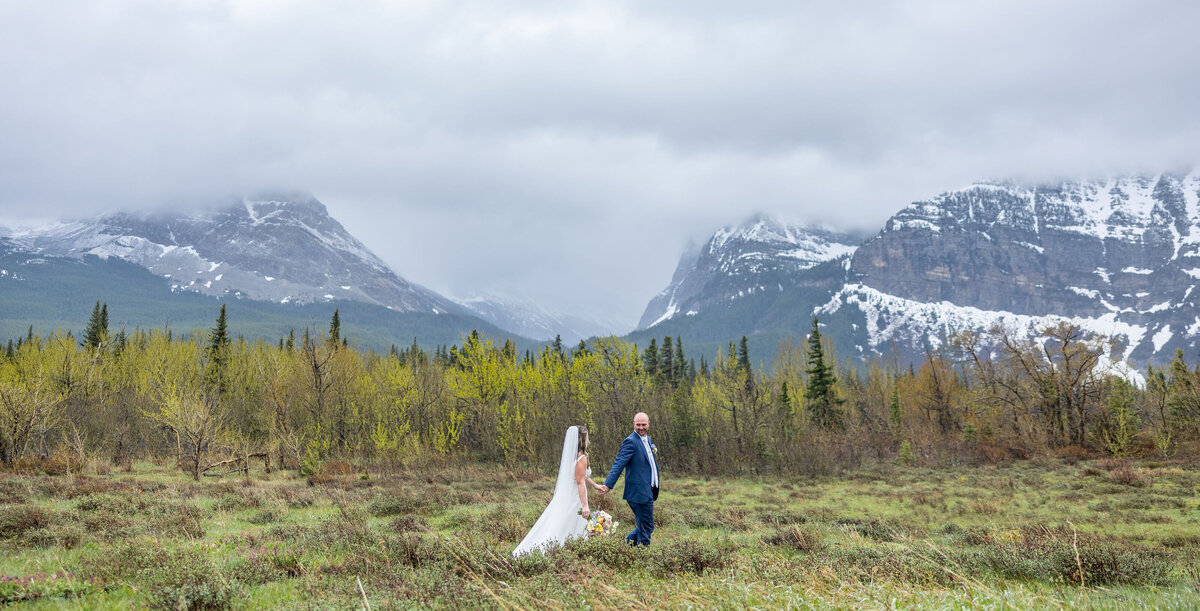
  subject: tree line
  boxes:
[1,303,1197,478]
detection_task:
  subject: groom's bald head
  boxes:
[634,412,649,435]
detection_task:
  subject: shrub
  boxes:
[959,526,1173,586]
[753,509,808,526]
[230,541,301,585]
[247,509,280,525]
[12,456,42,475]
[765,524,826,553]
[480,505,528,543]
[1161,534,1200,549]
[21,522,85,548]
[835,517,906,542]
[650,537,734,575]
[0,572,96,604]
[388,515,427,533]
[0,479,30,504]
[368,494,424,517]
[212,491,262,512]
[74,492,137,514]
[139,547,242,610]
[0,505,56,540]
[321,461,356,476]
[828,546,955,586]
[41,452,85,476]
[564,534,642,570]
[1108,467,1151,487]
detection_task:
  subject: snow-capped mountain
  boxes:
[0,194,460,315]
[638,170,1200,368]
[456,292,626,343]
[825,170,1200,364]
[637,216,866,330]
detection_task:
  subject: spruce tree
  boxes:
[551,334,564,360]
[889,384,902,431]
[205,305,231,394]
[738,336,753,393]
[83,301,109,349]
[674,336,686,382]
[329,309,341,347]
[660,336,674,384]
[804,317,844,430]
[737,336,751,374]
[285,329,295,352]
[699,355,709,378]
[644,338,659,378]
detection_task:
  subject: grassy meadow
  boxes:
[1,456,1198,609]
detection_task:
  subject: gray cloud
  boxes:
[2,1,1199,330]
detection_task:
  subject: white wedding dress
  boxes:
[512,426,589,557]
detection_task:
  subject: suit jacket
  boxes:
[604,432,658,504]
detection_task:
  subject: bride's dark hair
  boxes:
[577,426,589,454]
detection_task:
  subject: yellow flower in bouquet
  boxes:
[585,510,617,537]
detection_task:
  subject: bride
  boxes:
[512,425,604,556]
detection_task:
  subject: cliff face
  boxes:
[837,170,1200,363]
[852,172,1200,317]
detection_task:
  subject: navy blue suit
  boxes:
[604,432,659,546]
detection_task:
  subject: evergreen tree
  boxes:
[699,355,709,378]
[205,304,231,393]
[574,340,588,358]
[778,381,794,432]
[502,338,517,362]
[674,336,686,382]
[644,338,659,378]
[738,336,753,393]
[83,301,109,349]
[889,384,902,431]
[329,309,341,347]
[551,334,564,360]
[660,336,674,384]
[285,329,295,352]
[4,339,12,360]
[737,336,751,374]
[804,317,844,430]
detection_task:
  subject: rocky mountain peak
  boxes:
[4,194,459,315]
[637,216,865,330]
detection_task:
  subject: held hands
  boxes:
[597,485,609,495]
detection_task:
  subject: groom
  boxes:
[600,412,659,546]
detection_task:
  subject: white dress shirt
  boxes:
[639,433,658,488]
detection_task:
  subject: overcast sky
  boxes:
[3,1,1199,331]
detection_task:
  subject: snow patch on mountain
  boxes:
[818,283,1147,381]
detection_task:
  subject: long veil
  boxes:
[512,426,586,556]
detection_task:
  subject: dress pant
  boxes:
[626,496,655,546]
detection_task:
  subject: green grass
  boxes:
[0,458,1197,608]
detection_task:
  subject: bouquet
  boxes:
[585,510,617,537]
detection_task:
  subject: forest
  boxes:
[1,302,1197,479]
